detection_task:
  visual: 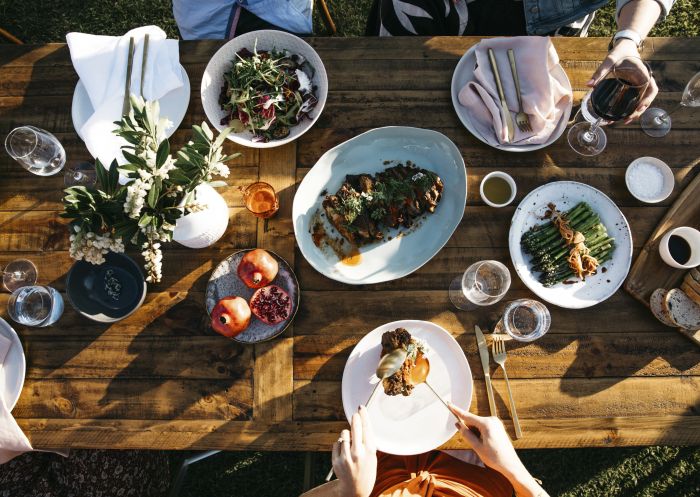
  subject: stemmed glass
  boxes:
[640,71,700,137]
[3,259,38,292]
[568,56,651,156]
[449,260,511,310]
[64,161,97,187]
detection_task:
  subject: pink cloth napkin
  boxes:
[0,334,32,464]
[458,36,572,146]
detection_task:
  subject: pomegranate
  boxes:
[237,249,279,289]
[249,285,293,325]
[211,296,251,338]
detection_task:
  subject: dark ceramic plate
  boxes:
[205,250,300,343]
[66,252,147,323]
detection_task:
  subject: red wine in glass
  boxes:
[590,78,643,122]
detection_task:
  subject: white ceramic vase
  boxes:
[173,184,229,249]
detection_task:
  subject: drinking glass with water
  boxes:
[449,260,511,310]
[7,285,64,327]
[495,298,551,342]
[5,126,66,176]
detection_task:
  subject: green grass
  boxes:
[2,1,699,496]
[1,0,699,41]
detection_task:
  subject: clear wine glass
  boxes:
[7,285,64,327]
[2,259,38,292]
[64,161,97,187]
[568,56,651,156]
[5,126,66,176]
[449,260,511,310]
[494,299,551,342]
[640,71,700,137]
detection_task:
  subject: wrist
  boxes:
[612,37,641,53]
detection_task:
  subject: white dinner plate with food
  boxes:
[509,181,633,309]
[293,126,467,285]
[71,64,191,142]
[450,44,572,152]
[200,30,328,148]
[0,317,26,410]
[342,320,472,455]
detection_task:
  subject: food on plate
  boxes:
[664,288,700,331]
[211,296,251,338]
[238,249,279,289]
[249,284,293,325]
[219,46,318,142]
[322,162,444,246]
[380,328,429,396]
[649,288,675,328]
[520,202,616,287]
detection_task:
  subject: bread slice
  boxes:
[681,274,700,306]
[689,267,700,284]
[664,288,700,331]
[650,289,676,327]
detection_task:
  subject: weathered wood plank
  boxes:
[292,290,671,336]
[16,415,700,450]
[14,378,253,420]
[294,332,700,381]
[292,376,699,421]
[253,144,297,421]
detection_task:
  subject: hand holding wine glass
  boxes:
[568,56,652,156]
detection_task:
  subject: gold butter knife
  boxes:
[487,48,515,143]
[474,325,496,416]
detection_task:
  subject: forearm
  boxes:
[616,0,664,38]
[500,462,550,497]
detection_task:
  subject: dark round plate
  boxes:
[205,250,300,343]
[66,252,147,323]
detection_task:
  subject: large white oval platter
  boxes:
[342,320,472,455]
[293,127,467,285]
[509,181,633,309]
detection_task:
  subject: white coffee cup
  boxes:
[658,226,700,269]
[480,171,517,208]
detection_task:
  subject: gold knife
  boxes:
[474,325,496,416]
[487,48,515,143]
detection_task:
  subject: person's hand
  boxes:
[332,405,377,497]
[448,403,527,479]
[586,39,658,123]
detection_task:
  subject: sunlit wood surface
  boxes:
[0,37,698,450]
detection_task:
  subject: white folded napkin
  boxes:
[0,334,32,464]
[458,37,572,146]
[67,26,182,167]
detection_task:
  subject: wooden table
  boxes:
[0,37,699,451]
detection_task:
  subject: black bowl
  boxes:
[66,252,147,323]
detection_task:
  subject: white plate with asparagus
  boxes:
[509,181,633,309]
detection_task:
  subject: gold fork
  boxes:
[491,335,522,438]
[507,49,532,134]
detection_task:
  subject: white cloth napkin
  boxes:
[66,26,183,167]
[0,334,32,464]
[458,37,572,146]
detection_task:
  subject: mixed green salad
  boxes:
[219,44,318,142]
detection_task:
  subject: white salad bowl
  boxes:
[201,30,328,149]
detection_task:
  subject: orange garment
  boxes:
[371,451,513,497]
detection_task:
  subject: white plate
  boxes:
[293,127,467,285]
[71,64,191,142]
[341,320,472,455]
[201,30,328,148]
[450,44,572,152]
[0,317,26,410]
[509,181,633,309]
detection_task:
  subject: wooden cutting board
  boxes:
[624,170,700,346]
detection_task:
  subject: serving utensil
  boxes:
[487,48,515,143]
[491,335,522,438]
[474,325,496,415]
[122,36,135,116]
[325,347,408,482]
[139,34,150,97]
[507,49,531,133]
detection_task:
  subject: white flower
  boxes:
[141,242,163,283]
[124,178,152,219]
[69,230,125,266]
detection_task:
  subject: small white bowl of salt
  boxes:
[625,157,674,203]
